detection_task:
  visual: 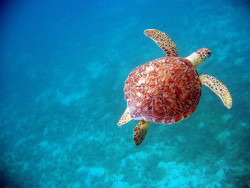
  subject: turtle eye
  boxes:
[206,51,212,57]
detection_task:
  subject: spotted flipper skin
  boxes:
[133,120,150,145]
[144,29,178,57]
[199,74,232,109]
[118,107,133,126]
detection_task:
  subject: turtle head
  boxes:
[186,48,212,67]
[198,48,212,60]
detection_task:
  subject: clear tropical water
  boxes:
[0,0,249,187]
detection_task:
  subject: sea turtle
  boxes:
[118,29,232,146]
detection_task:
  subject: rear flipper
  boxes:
[133,120,150,146]
[199,74,232,109]
[118,107,133,126]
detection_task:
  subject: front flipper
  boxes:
[199,74,232,109]
[118,107,133,126]
[144,29,178,57]
[133,120,150,146]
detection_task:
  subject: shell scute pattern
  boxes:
[124,57,201,124]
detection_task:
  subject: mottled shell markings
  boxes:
[199,75,232,108]
[124,57,201,124]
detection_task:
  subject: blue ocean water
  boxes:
[0,0,249,187]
